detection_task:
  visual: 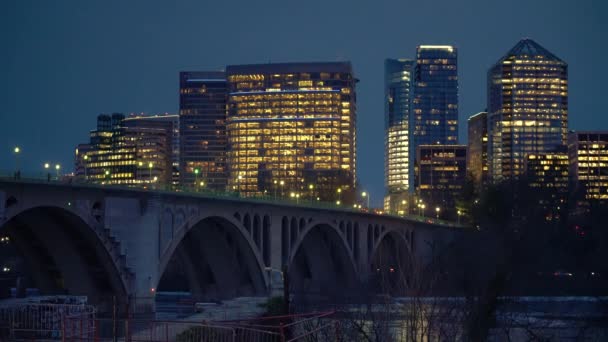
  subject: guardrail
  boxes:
[0,171,466,228]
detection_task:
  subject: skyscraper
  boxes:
[225,62,357,201]
[384,59,415,212]
[412,45,459,148]
[467,111,488,190]
[122,113,179,184]
[487,38,568,183]
[568,131,608,201]
[76,113,172,185]
[179,71,228,191]
[414,144,467,214]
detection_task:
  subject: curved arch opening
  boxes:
[0,206,127,309]
[289,224,358,301]
[157,217,266,301]
[370,232,412,295]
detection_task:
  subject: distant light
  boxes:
[150,288,155,293]
[14,147,20,153]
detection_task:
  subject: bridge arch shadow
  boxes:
[288,222,359,300]
[370,230,413,296]
[157,216,267,301]
[0,206,128,309]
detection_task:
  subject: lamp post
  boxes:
[435,207,440,219]
[296,193,300,205]
[104,170,110,183]
[457,210,462,225]
[273,180,278,200]
[336,188,342,203]
[279,180,285,198]
[148,162,153,183]
[194,169,199,191]
[44,163,50,182]
[83,155,88,180]
[308,184,314,204]
[362,191,370,209]
[13,147,20,178]
[55,164,61,180]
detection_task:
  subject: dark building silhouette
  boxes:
[179,71,228,191]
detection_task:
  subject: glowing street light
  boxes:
[279,180,285,197]
[361,191,370,209]
[435,207,441,219]
[237,174,243,196]
[336,188,342,203]
[13,146,20,177]
[457,210,463,225]
[148,162,153,182]
[336,200,341,206]
[44,163,50,182]
[55,164,61,180]
[83,155,89,180]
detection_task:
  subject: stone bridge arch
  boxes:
[157,212,268,300]
[287,218,359,298]
[369,226,414,295]
[0,204,129,309]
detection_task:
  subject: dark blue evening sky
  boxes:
[1,0,606,206]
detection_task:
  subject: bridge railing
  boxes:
[0,171,466,228]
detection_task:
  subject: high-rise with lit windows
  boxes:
[414,144,467,212]
[412,45,458,148]
[123,113,179,185]
[384,59,415,212]
[568,131,608,201]
[225,62,357,201]
[467,111,488,190]
[179,71,228,191]
[525,149,569,213]
[487,38,568,183]
[75,113,172,185]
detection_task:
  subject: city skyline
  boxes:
[2,0,606,206]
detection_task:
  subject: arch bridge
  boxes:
[0,180,461,312]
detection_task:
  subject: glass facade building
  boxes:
[225,62,357,201]
[123,113,179,185]
[467,111,488,190]
[384,59,415,212]
[415,145,467,211]
[568,131,608,201]
[75,113,172,185]
[487,39,568,183]
[412,45,458,148]
[525,150,569,216]
[179,71,228,191]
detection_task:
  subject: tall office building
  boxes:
[179,71,228,191]
[225,62,357,201]
[384,59,415,212]
[568,131,608,201]
[75,113,172,185]
[415,145,467,212]
[412,45,458,147]
[525,150,569,215]
[123,113,179,184]
[487,38,568,183]
[467,111,489,190]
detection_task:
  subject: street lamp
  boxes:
[83,155,88,180]
[457,210,463,225]
[337,188,342,203]
[361,191,370,209]
[279,180,285,197]
[13,146,20,178]
[44,163,50,182]
[55,164,61,180]
[308,184,314,203]
[194,169,200,190]
[148,162,153,183]
[336,200,341,206]
[104,170,110,183]
[273,180,278,200]
[435,207,441,219]
[296,193,300,204]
